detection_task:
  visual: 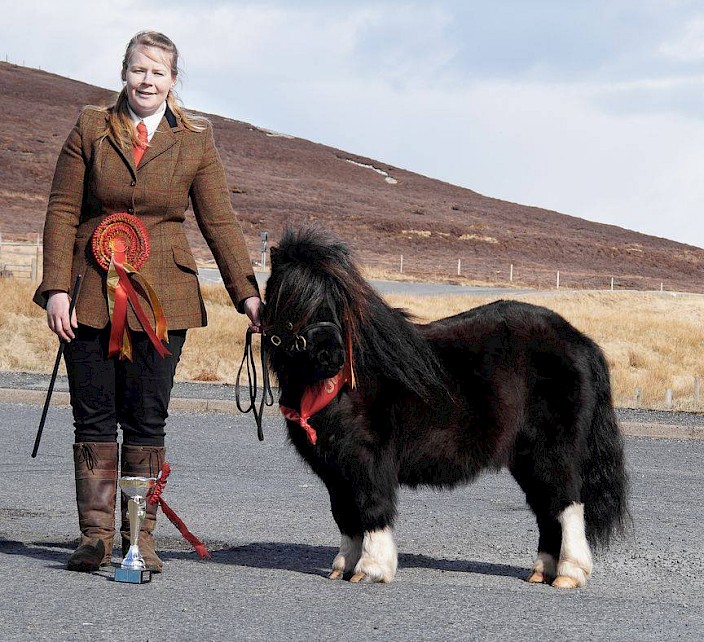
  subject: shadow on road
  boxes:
[211,541,527,581]
[0,537,77,569]
[1,537,527,581]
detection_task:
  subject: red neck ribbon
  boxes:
[147,462,211,560]
[279,355,354,446]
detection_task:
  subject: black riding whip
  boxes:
[31,274,83,458]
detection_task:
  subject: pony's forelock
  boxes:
[270,227,370,336]
[267,226,448,401]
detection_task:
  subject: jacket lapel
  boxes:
[137,108,183,170]
[103,116,137,178]
[104,107,183,176]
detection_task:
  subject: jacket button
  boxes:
[127,208,134,214]
[130,180,136,186]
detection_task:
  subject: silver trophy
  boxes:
[114,476,156,584]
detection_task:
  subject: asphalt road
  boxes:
[1,402,703,641]
[199,268,528,298]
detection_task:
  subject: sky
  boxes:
[2,0,704,247]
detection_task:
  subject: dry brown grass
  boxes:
[387,289,704,411]
[0,279,253,382]
[3,277,704,411]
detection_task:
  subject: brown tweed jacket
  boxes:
[33,106,259,331]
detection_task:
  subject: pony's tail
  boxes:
[582,348,629,548]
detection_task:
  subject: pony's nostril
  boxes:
[318,350,330,366]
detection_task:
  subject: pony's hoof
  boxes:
[328,569,343,580]
[552,575,580,589]
[349,571,366,583]
[527,571,548,584]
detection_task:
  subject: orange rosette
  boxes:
[92,213,170,360]
[92,213,150,271]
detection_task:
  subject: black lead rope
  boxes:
[236,328,274,441]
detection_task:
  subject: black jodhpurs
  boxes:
[63,324,186,446]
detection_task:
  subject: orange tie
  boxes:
[133,121,148,166]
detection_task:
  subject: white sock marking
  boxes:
[354,527,398,583]
[557,502,593,587]
[532,551,557,579]
[331,534,362,574]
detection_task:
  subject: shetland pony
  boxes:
[263,227,628,587]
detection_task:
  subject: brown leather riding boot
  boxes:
[120,444,165,572]
[67,442,118,572]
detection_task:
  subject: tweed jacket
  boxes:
[34,106,259,331]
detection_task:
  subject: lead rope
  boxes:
[235,328,274,441]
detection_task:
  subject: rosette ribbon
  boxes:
[92,213,170,360]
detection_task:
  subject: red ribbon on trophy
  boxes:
[147,462,211,560]
[92,213,170,360]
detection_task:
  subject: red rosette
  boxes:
[92,213,150,271]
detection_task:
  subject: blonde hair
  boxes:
[99,30,207,150]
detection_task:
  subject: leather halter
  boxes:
[266,320,343,355]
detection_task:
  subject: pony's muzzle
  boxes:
[314,346,345,376]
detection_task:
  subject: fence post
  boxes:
[695,376,701,405]
[509,264,513,282]
[556,271,560,289]
[634,387,641,407]
[457,259,461,276]
[400,255,403,274]
[610,277,614,291]
[665,388,673,408]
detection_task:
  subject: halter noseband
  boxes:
[266,321,343,355]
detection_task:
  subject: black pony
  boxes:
[263,227,628,587]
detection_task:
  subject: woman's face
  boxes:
[122,45,175,118]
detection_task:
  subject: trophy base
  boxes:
[114,567,152,584]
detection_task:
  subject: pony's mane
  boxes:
[267,227,448,401]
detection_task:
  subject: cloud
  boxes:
[658,14,704,61]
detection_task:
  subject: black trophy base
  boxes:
[114,567,152,584]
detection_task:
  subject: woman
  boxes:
[33,30,263,573]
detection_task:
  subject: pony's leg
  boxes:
[526,513,560,584]
[349,526,398,583]
[327,474,399,583]
[553,502,593,589]
[329,533,362,580]
[511,454,591,587]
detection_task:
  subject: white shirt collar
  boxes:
[126,101,167,142]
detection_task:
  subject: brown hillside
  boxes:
[2,61,703,291]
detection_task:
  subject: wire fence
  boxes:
[0,233,692,295]
[357,252,686,293]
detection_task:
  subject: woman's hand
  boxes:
[243,296,263,333]
[46,291,78,342]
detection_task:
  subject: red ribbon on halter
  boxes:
[279,341,355,446]
[147,462,211,560]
